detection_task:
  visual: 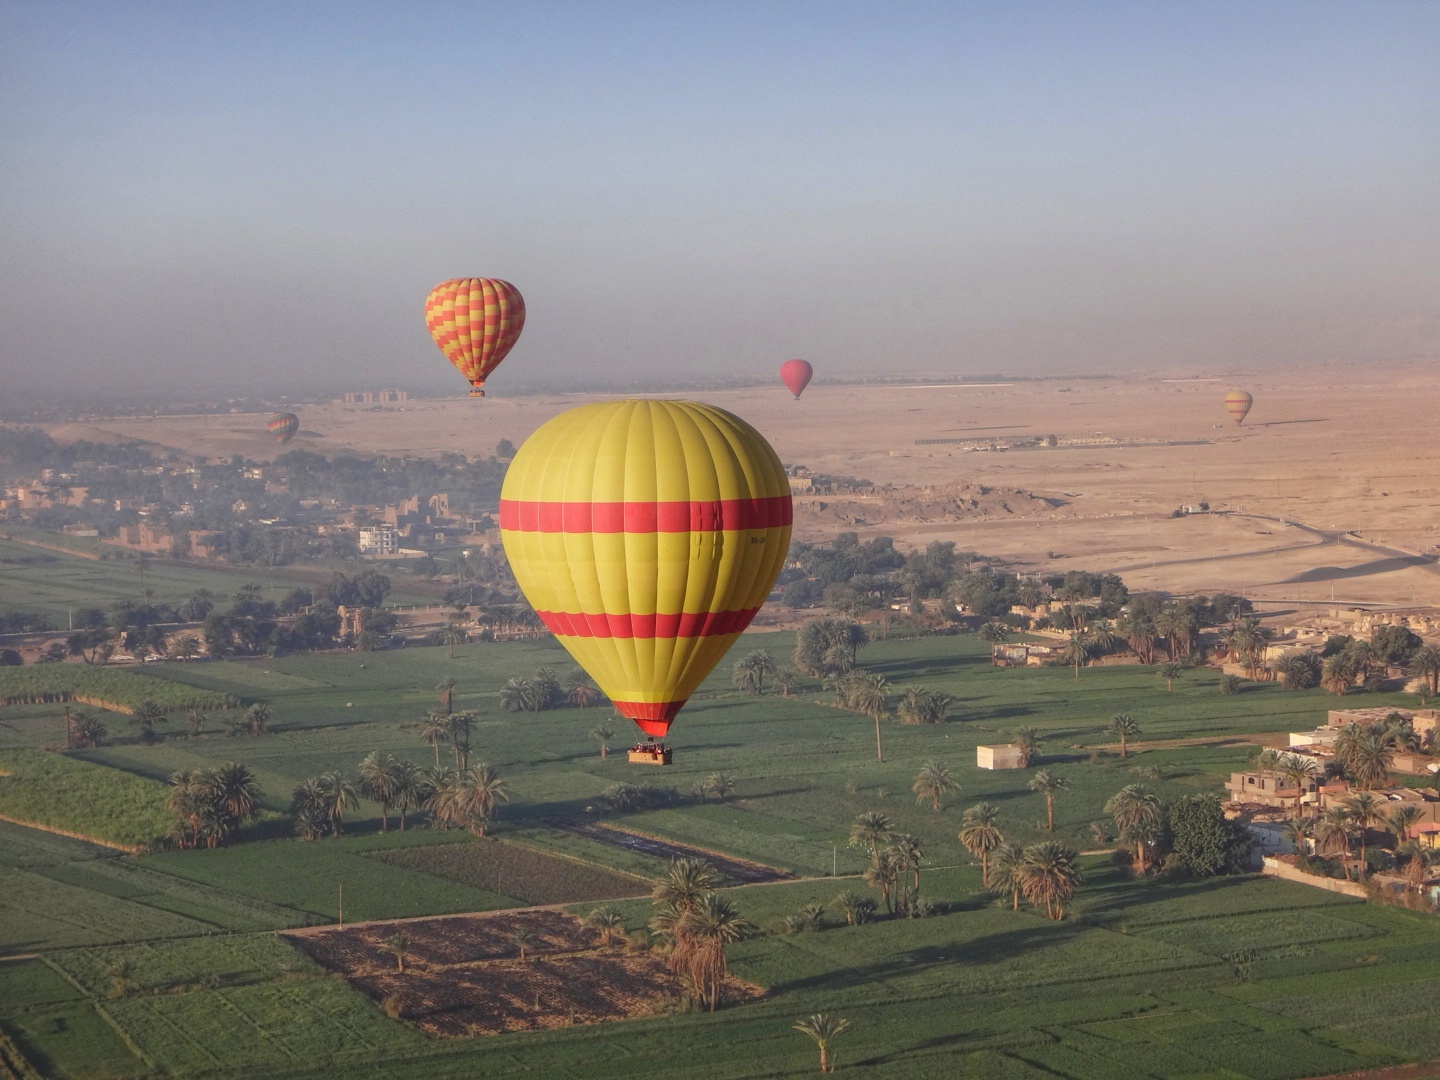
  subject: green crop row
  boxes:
[0,666,242,713]
[0,748,172,850]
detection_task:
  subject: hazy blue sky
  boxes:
[2,1,1437,397]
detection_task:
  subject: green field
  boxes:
[0,629,1435,1078]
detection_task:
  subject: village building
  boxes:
[976,744,1025,770]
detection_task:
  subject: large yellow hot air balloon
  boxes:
[424,278,525,397]
[1224,389,1253,425]
[501,400,792,747]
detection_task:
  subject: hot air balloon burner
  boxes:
[627,737,673,766]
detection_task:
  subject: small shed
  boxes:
[977,744,1025,770]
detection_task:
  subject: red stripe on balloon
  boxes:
[613,701,684,737]
[534,608,760,639]
[500,496,792,533]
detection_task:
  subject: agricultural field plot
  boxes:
[370,838,650,906]
[0,665,242,713]
[290,910,762,1038]
[0,748,172,850]
[138,831,526,923]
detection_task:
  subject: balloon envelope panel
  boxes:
[425,278,526,394]
[500,400,792,737]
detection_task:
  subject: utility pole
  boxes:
[338,881,343,928]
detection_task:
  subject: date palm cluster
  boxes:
[499,666,603,712]
[648,859,754,1012]
[165,763,263,848]
[956,802,1083,920]
[289,752,507,841]
[848,812,930,917]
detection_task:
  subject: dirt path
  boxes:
[552,821,795,884]
[1094,732,1290,753]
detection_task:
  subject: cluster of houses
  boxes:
[2,460,500,564]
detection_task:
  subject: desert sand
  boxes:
[51,359,1440,608]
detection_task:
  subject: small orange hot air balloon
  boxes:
[779,359,814,399]
[267,413,299,444]
[501,400,791,751]
[1224,389,1253,426]
[424,278,525,397]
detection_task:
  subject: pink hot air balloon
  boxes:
[779,359,814,399]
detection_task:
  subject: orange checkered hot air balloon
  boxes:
[424,278,526,397]
[267,413,299,444]
[500,401,792,751]
[1224,389,1253,426]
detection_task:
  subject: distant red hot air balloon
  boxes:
[779,359,813,399]
[1224,389,1253,426]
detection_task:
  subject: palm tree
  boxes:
[1314,806,1357,877]
[731,649,777,695]
[1386,803,1424,849]
[1218,673,1244,695]
[244,702,272,736]
[1028,770,1067,831]
[704,772,737,802]
[1274,752,1320,818]
[1019,841,1082,920]
[1107,713,1141,759]
[773,667,797,698]
[889,832,925,894]
[449,711,474,770]
[386,932,410,972]
[209,761,262,828]
[131,699,168,743]
[1322,654,1357,696]
[319,771,358,835]
[1341,792,1384,874]
[848,672,889,762]
[1408,644,1440,701]
[1277,651,1320,691]
[173,635,200,661]
[446,763,509,836]
[1059,632,1090,679]
[678,892,753,1011]
[71,711,107,748]
[166,769,206,849]
[849,811,893,862]
[834,890,874,926]
[183,708,207,738]
[1156,662,1182,692]
[586,719,616,759]
[1013,725,1041,768]
[414,709,452,768]
[862,848,901,914]
[392,759,425,832]
[1335,724,1394,790]
[358,751,402,831]
[794,1014,852,1073]
[291,776,330,840]
[989,842,1025,910]
[499,677,542,712]
[958,802,1005,886]
[1104,784,1162,872]
[567,667,602,708]
[912,761,958,811]
[511,928,533,961]
[652,858,721,913]
[979,620,1011,645]
[584,904,627,946]
[436,676,457,714]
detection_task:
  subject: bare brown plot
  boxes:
[286,910,761,1037]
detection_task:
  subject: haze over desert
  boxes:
[61,358,1440,609]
